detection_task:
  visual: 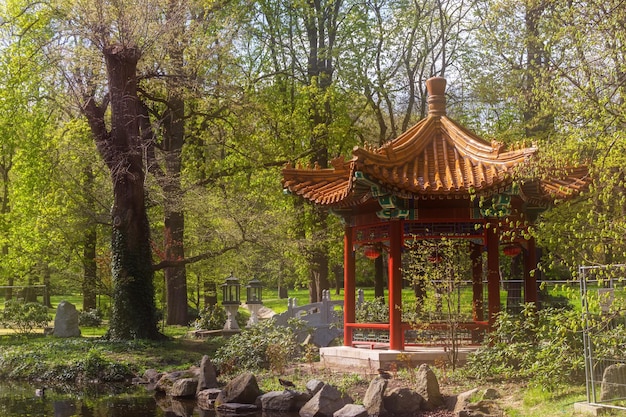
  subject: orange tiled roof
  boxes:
[282,157,365,207]
[352,115,536,198]
[282,77,586,208]
[520,166,591,207]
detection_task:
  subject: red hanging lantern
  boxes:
[427,249,442,263]
[364,246,381,260]
[428,254,443,264]
[503,244,521,257]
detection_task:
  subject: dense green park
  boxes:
[1,0,626,415]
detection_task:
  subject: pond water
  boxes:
[0,381,214,416]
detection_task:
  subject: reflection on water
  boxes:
[0,381,213,416]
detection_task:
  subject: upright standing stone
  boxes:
[215,372,261,406]
[383,387,423,415]
[415,364,443,409]
[299,384,353,417]
[363,377,388,416]
[601,363,626,401]
[197,355,219,392]
[53,301,81,338]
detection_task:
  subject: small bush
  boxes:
[79,349,131,382]
[79,309,103,327]
[355,298,389,322]
[194,304,247,330]
[463,303,585,389]
[0,300,50,334]
[194,305,227,330]
[213,319,299,373]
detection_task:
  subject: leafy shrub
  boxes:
[194,305,227,330]
[213,319,299,373]
[0,300,50,334]
[194,304,247,330]
[79,349,131,382]
[463,303,585,389]
[355,298,389,322]
[79,309,103,327]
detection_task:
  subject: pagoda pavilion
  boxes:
[282,77,589,361]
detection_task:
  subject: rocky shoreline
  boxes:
[136,355,503,417]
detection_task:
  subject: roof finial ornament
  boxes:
[426,77,447,117]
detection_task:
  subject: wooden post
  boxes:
[486,225,501,328]
[470,242,484,322]
[524,237,538,305]
[388,220,403,350]
[343,225,355,346]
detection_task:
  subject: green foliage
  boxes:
[0,333,215,383]
[403,239,472,370]
[79,348,131,382]
[0,300,50,334]
[78,309,104,327]
[265,342,291,374]
[194,304,227,330]
[463,304,585,389]
[355,298,388,323]
[213,319,299,373]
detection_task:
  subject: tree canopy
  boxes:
[0,0,622,337]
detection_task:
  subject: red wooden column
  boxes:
[524,236,538,305]
[486,225,501,328]
[343,225,356,347]
[388,220,403,350]
[470,242,484,322]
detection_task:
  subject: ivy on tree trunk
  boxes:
[83,44,160,340]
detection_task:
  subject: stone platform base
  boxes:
[573,402,610,416]
[319,346,478,371]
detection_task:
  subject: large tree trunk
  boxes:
[82,224,97,311]
[160,2,188,325]
[42,263,51,307]
[308,208,330,303]
[161,81,188,326]
[303,0,340,302]
[82,164,98,311]
[164,210,187,324]
[1,168,11,301]
[506,253,523,314]
[523,2,554,137]
[101,45,160,340]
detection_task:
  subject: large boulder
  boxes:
[306,379,325,396]
[258,390,301,412]
[170,378,198,398]
[216,372,261,406]
[299,384,353,417]
[333,404,368,417]
[197,388,222,410]
[383,387,423,415]
[197,355,219,392]
[363,377,388,416]
[53,301,81,338]
[447,388,479,414]
[415,364,443,409]
[143,369,163,385]
[601,363,626,401]
[155,370,195,394]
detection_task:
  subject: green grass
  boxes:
[0,282,602,338]
[500,384,589,417]
[0,332,217,383]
